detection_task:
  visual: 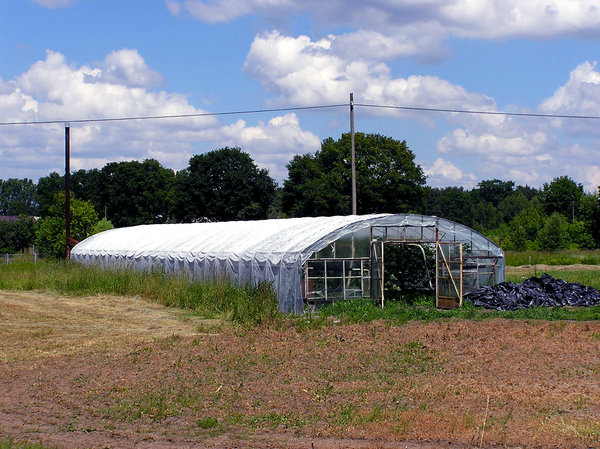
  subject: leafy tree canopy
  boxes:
[0,216,36,254]
[37,172,64,217]
[99,159,175,227]
[35,192,99,258]
[172,147,276,222]
[282,133,426,217]
[0,178,37,216]
[540,175,584,220]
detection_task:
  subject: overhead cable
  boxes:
[355,103,600,120]
[0,104,347,127]
[1,100,599,127]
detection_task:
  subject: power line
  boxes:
[1,100,599,127]
[0,103,347,127]
[355,102,600,120]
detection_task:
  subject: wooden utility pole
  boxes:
[350,93,357,215]
[65,123,71,259]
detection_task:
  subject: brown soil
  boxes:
[2,290,600,448]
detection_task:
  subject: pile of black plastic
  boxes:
[464,273,600,311]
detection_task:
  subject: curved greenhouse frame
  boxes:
[71,214,504,313]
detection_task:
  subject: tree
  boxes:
[99,159,175,227]
[580,192,600,247]
[35,193,99,258]
[424,187,475,227]
[92,217,114,235]
[473,179,515,206]
[37,172,64,217]
[282,133,426,217]
[540,176,584,220]
[172,147,276,222]
[497,191,530,224]
[0,216,36,254]
[500,204,545,251]
[71,168,104,217]
[537,212,570,251]
[0,178,37,216]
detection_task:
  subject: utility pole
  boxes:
[65,123,71,259]
[350,93,357,215]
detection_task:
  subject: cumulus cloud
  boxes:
[168,0,600,59]
[423,158,477,188]
[219,113,320,180]
[0,50,319,182]
[244,31,495,115]
[94,49,164,88]
[437,128,549,157]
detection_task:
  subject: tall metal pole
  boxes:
[65,123,71,259]
[350,93,357,215]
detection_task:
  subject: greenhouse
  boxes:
[71,214,505,313]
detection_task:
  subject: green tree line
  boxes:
[1,133,599,257]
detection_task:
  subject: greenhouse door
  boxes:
[436,242,463,309]
[370,241,384,307]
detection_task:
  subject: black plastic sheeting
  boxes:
[464,273,600,311]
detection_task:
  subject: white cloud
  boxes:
[169,1,600,60]
[94,49,164,88]
[423,157,477,188]
[220,113,321,180]
[539,61,600,137]
[0,49,322,183]
[244,31,495,115]
[437,128,548,156]
[582,165,600,192]
[541,61,600,113]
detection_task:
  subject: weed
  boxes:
[196,417,218,429]
[563,420,600,441]
[313,383,334,402]
[0,439,57,449]
[386,340,443,375]
[226,412,244,425]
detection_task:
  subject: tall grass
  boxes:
[505,249,600,266]
[0,260,279,325]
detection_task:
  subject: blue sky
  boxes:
[1,0,600,192]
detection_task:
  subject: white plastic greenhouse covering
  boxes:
[71,214,505,313]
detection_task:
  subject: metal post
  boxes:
[350,93,357,215]
[65,123,71,259]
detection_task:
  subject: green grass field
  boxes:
[505,249,600,266]
[1,258,599,327]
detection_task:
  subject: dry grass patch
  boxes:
[0,290,215,362]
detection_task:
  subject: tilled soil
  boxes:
[1,290,600,448]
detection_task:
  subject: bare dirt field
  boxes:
[1,289,600,448]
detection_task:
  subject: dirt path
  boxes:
[1,290,600,448]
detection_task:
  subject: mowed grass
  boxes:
[0,260,279,326]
